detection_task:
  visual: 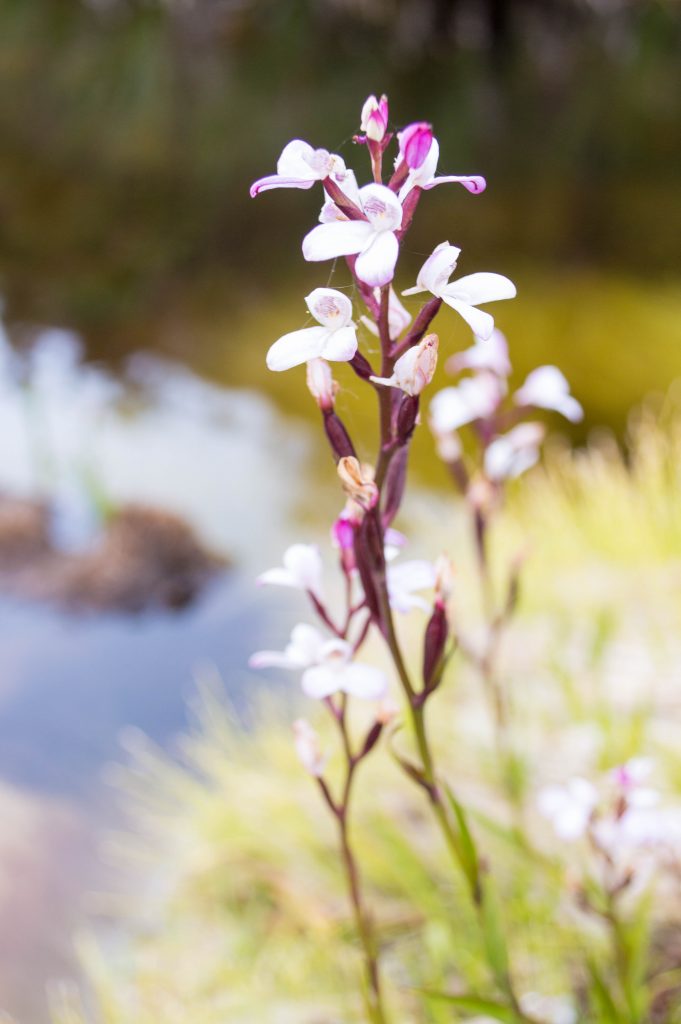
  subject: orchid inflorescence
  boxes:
[247,94,590,1024]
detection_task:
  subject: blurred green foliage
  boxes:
[0,0,679,340]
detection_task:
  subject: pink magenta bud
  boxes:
[398,122,433,169]
[360,94,389,142]
[332,516,355,551]
[306,357,337,411]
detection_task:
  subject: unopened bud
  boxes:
[423,602,449,692]
[293,719,326,777]
[324,411,356,460]
[338,457,379,510]
[306,358,337,411]
[360,94,389,142]
[396,394,420,444]
[398,122,433,169]
[331,514,357,574]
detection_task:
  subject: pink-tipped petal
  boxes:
[424,174,487,195]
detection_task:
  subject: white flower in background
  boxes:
[360,93,389,141]
[360,287,411,340]
[484,422,546,481]
[266,289,358,372]
[537,777,598,840]
[250,623,387,700]
[403,242,516,340]
[446,329,511,378]
[514,366,583,422]
[257,543,324,601]
[293,719,326,777]
[429,374,503,434]
[303,183,403,288]
[386,558,436,613]
[397,137,486,200]
[371,334,439,396]
[250,140,347,197]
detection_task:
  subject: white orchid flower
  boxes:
[303,183,403,288]
[446,329,511,378]
[484,423,545,482]
[429,374,503,434]
[360,286,411,340]
[266,289,358,372]
[514,366,583,422]
[403,242,516,340]
[398,138,486,201]
[371,334,438,396]
[537,777,598,841]
[386,558,436,613]
[250,623,387,701]
[256,543,324,601]
[250,140,347,197]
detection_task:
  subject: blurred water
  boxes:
[0,324,317,1022]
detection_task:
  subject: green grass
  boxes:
[51,403,681,1023]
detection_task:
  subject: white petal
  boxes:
[277,139,317,177]
[444,272,516,305]
[306,288,353,329]
[354,231,399,287]
[302,220,374,262]
[249,649,299,670]
[388,559,436,592]
[320,324,358,362]
[256,567,298,588]
[301,665,341,699]
[448,330,511,377]
[358,183,403,232]
[441,297,495,339]
[415,242,461,295]
[283,543,324,598]
[290,623,327,663]
[339,663,388,700]
[266,326,328,371]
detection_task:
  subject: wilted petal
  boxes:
[303,220,374,262]
[266,326,329,371]
[355,230,399,287]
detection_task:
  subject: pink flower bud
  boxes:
[332,516,355,550]
[398,122,433,170]
[306,358,337,411]
[360,94,389,142]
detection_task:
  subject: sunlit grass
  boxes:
[50,403,681,1023]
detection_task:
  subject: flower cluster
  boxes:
[247,94,585,1024]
